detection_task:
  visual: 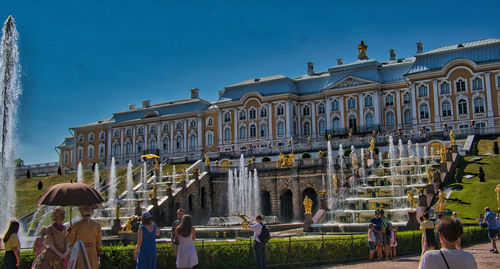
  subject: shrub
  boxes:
[471,142,479,156]
[261,156,271,162]
[302,152,311,159]
[343,148,352,156]
[454,168,464,183]
[494,141,499,154]
[478,166,485,182]
[318,151,328,158]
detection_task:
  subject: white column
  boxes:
[410,84,418,125]
[373,92,381,125]
[183,120,187,151]
[297,102,302,136]
[396,91,403,128]
[359,95,365,129]
[156,123,160,151]
[120,128,124,156]
[432,80,440,124]
[170,122,174,153]
[144,124,148,150]
[484,73,494,117]
[339,97,345,129]
[326,98,332,130]
[132,127,136,156]
[107,127,112,162]
[311,102,316,138]
[268,104,273,140]
[285,101,292,137]
[217,111,222,145]
[233,110,237,144]
[197,116,202,150]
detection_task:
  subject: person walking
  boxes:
[483,207,498,253]
[134,212,160,269]
[33,207,69,269]
[419,217,477,269]
[3,220,20,268]
[175,215,198,269]
[249,214,267,269]
[171,208,185,258]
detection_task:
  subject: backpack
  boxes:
[258,224,271,244]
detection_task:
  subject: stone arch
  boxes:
[188,194,193,213]
[301,187,318,218]
[260,190,272,216]
[280,189,294,222]
[200,187,206,209]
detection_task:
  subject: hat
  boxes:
[142,212,152,218]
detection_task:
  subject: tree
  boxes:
[57,166,62,175]
[14,158,23,167]
[478,166,485,182]
[37,180,43,190]
[454,168,463,183]
[471,142,479,156]
[494,141,499,155]
[26,169,31,179]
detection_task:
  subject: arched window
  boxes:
[260,107,267,118]
[77,146,83,160]
[98,144,105,158]
[472,78,483,90]
[249,108,256,119]
[206,132,213,146]
[189,134,197,149]
[78,134,84,143]
[440,82,450,94]
[386,111,395,126]
[176,122,182,129]
[64,152,69,163]
[419,104,429,119]
[99,131,105,140]
[162,137,169,151]
[150,125,156,133]
[239,110,246,120]
[365,113,374,127]
[176,136,183,150]
[125,141,132,155]
[137,127,144,135]
[473,97,484,113]
[303,105,310,116]
[458,99,468,115]
[365,96,373,107]
[403,92,411,104]
[404,109,411,125]
[88,145,94,159]
[303,122,311,136]
[385,95,394,106]
[125,129,131,136]
[239,126,247,139]
[163,124,169,132]
[418,85,428,97]
[332,100,339,111]
[149,139,157,150]
[190,120,196,128]
[277,105,284,116]
[442,101,452,117]
[88,133,94,142]
[114,130,120,137]
[224,128,231,141]
[207,118,213,127]
[318,103,325,114]
[332,118,340,130]
[137,141,144,153]
[249,124,257,138]
[277,122,285,136]
[224,112,231,122]
[456,79,466,92]
[113,143,120,156]
[347,97,356,109]
[318,119,326,135]
[260,124,268,137]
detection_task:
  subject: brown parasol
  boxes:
[37,183,104,225]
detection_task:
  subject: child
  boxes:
[387,222,397,259]
[31,226,48,268]
[368,223,377,260]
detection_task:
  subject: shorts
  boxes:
[488,229,498,239]
[382,234,389,245]
[374,233,383,243]
[369,242,376,250]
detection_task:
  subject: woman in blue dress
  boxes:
[134,212,160,269]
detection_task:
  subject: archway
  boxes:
[260,190,272,216]
[280,189,294,222]
[188,195,193,213]
[200,187,206,209]
[301,187,318,220]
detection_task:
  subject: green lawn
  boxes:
[445,137,500,222]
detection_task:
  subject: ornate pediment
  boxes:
[328,76,376,90]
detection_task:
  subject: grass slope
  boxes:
[445,137,500,222]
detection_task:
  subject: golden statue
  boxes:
[349,128,353,139]
[287,153,295,167]
[119,216,141,234]
[214,160,219,166]
[440,147,448,163]
[357,40,369,60]
[333,174,339,189]
[152,185,157,199]
[205,154,210,167]
[449,130,456,145]
[426,167,433,184]
[232,213,250,231]
[179,169,186,181]
[307,136,312,143]
[328,134,332,141]
[352,152,358,169]
[279,153,296,168]
[495,184,500,211]
[303,195,313,215]
[436,189,446,212]
[369,137,375,153]
[407,191,416,211]
[288,138,292,145]
[115,205,120,219]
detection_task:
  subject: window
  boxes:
[64,152,69,163]
[260,124,268,137]
[88,133,94,142]
[418,85,428,97]
[137,141,143,153]
[303,105,310,116]
[474,97,485,113]
[277,105,284,116]
[239,110,246,120]
[332,100,340,111]
[318,103,325,114]
[260,107,267,118]
[99,144,105,157]
[176,136,183,150]
[458,99,468,115]
[347,97,356,109]
[190,120,196,128]
[475,122,486,129]
[472,78,483,90]
[459,124,469,130]
[293,106,296,116]
[456,79,466,92]
[224,112,231,122]
[419,104,429,119]
[224,128,231,141]
[239,126,247,139]
[249,124,257,138]
[88,146,94,159]
[163,124,169,132]
[318,119,325,135]
[162,137,169,151]
[248,108,256,119]
[207,133,213,146]
[303,122,311,136]
[125,129,131,136]
[150,125,156,133]
[77,147,83,160]
[365,96,373,107]
[189,135,197,149]
[497,76,500,88]
[114,130,120,137]
[113,143,120,156]
[385,95,394,106]
[404,109,411,125]
[365,113,374,127]
[332,118,340,130]
[137,127,143,135]
[149,139,156,150]
[125,142,132,155]
[78,134,84,143]
[386,111,395,126]
[207,118,213,127]
[99,131,105,140]
[442,101,452,117]
[403,93,411,104]
[277,122,285,136]
[440,82,451,94]
[293,121,297,135]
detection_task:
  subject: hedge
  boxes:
[0,226,488,269]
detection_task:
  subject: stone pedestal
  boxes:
[450,144,458,153]
[407,211,419,230]
[303,213,312,232]
[440,162,447,172]
[418,194,428,207]
[111,219,122,235]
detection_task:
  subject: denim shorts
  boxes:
[369,242,376,250]
[488,228,498,239]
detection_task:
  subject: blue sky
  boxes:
[2,0,499,164]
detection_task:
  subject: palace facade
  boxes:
[58,39,500,171]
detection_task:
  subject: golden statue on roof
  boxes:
[358,40,369,60]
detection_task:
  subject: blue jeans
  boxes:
[254,241,266,269]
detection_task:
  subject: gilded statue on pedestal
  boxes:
[303,196,313,215]
[436,189,446,212]
[369,137,375,154]
[232,213,250,231]
[115,205,120,219]
[357,40,369,60]
[352,152,358,169]
[152,185,157,199]
[449,130,456,145]
[495,184,500,211]
[407,191,416,211]
[333,174,339,189]
[440,147,448,164]
[205,154,210,167]
[426,167,433,184]
[279,153,295,168]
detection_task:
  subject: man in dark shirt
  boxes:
[171,208,185,258]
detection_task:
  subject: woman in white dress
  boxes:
[175,215,198,269]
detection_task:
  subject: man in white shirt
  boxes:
[249,214,266,269]
[419,218,477,269]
